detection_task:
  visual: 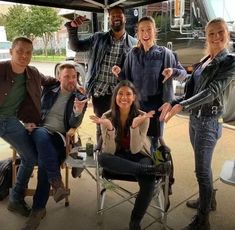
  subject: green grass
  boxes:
[32,55,66,62]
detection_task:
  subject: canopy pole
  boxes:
[103,8,109,32]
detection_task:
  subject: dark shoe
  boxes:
[129,220,141,230]
[71,167,84,178]
[8,200,31,217]
[50,178,69,203]
[142,162,171,176]
[181,214,210,230]
[21,208,46,230]
[186,189,217,211]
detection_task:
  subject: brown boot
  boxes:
[50,179,69,203]
[21,208,46,230]
[181,214,210,230]
[186,189,217,211]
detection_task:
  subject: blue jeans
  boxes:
[31,127,65,210]
[189,115,222,215]
[98,151,156,222]
[0,117,37,201]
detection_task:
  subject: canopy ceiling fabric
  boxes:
[1,0,164,12]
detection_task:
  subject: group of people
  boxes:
[1,4,235,230]
[0,37,87,230]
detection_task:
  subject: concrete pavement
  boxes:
[0,104,235,230]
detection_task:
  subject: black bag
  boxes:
[0,158,20,201]
[152,145,175,195]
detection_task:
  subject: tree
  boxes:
[27,6,62,56]
[4,5,62,55]
[4,5,28,40]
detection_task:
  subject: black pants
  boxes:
[92,94,112,144]
[98,151,156,222]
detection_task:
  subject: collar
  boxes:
[110,30,126,42]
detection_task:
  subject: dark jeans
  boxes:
[189,115,222,215]
[92,94,112,144]
[98,151,156,222]
[0,117,37,202]
[31,127,65,210]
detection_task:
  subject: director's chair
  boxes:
[12,127,79,207]
[93,145,173,229]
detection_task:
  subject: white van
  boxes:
[0,26,11,61]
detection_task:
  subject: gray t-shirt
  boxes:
[43,91,71,133]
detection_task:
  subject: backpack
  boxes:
[152,144,175,196]
[0,158,20,201]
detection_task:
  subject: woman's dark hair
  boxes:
[109,80,140,147]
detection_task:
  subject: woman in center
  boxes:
[90,80,169,230]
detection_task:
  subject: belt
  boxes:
[190,106,222,118]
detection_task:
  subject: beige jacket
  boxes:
[101,110,151,157]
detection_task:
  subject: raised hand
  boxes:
[112,65,121,78]
[71,15,87,27]
[162,68,173,83]
[159,102,172,122]
[73,98,88,113]
[76,83,86,95]
[132,111,155,129]
[89,115,113,130]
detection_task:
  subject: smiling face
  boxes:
[109,7,126,32]
[137,19,156,51]
[206,21,229,55]
[116,86,136,111]
[10,41,33,69]
[59,67,77,93]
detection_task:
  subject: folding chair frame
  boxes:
[91,149,171,229]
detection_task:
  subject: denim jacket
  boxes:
[65,22,137,95]
[40,83,87,133]
[119,45,187,106]
[174,49,235,115]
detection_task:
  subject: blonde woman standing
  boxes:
[160,18,235,230]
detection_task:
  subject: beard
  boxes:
[111,21,125,32]
[63,84,76,93]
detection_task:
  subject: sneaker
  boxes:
[21,208,46,230]
[8,200,31,217]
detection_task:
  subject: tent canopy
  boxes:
[1,0,163,12]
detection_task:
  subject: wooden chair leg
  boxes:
[12,148,17,187]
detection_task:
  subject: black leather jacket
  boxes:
[173,49,235,116]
